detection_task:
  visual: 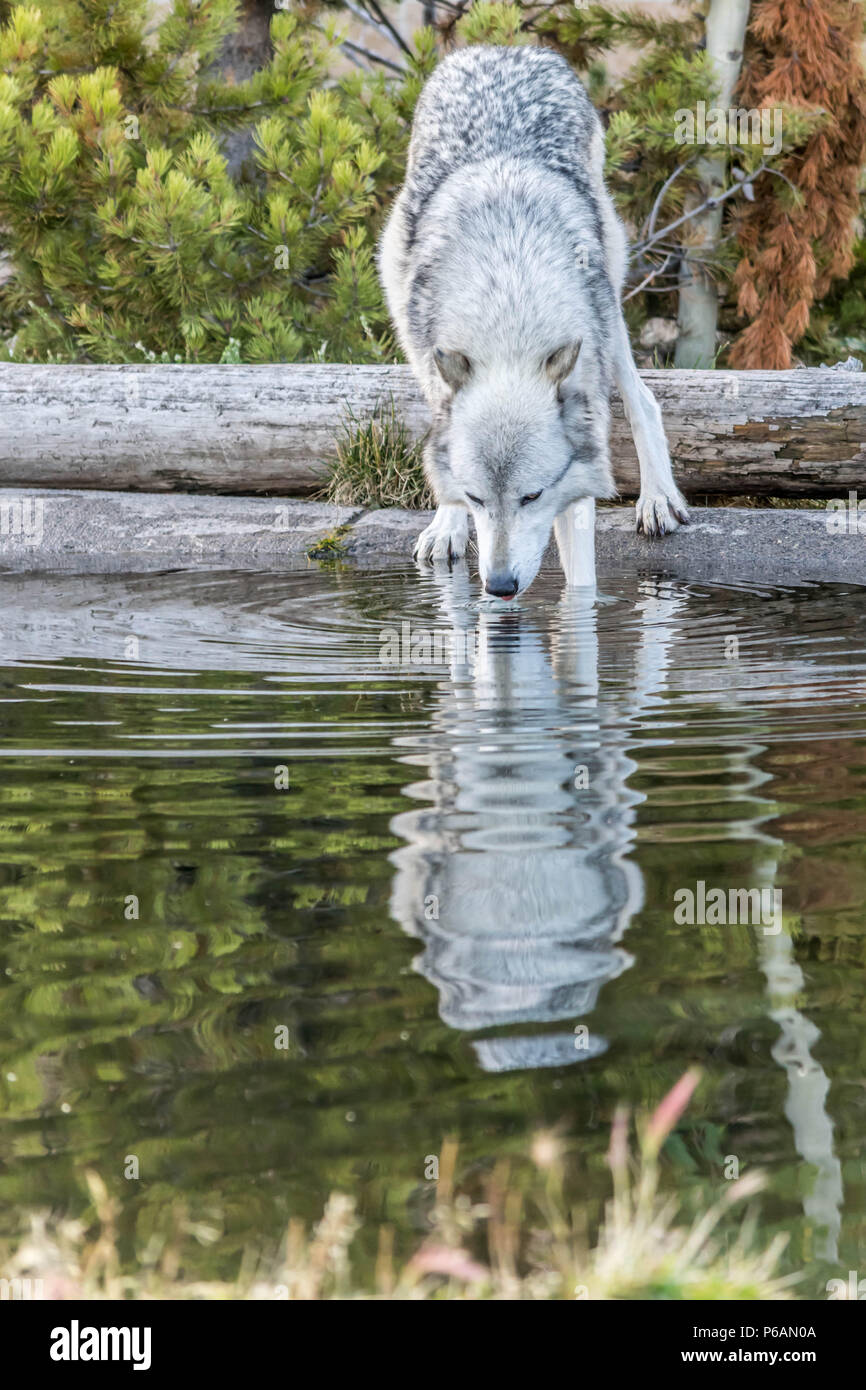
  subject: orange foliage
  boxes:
[729,0,866,368]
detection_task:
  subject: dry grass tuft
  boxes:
[0,1074,800,1301]
[322,398,433,511]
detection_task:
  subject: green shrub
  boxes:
[0,0,435,362]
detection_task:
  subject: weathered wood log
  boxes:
[0,363,864,496]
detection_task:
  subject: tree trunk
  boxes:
[674,0,752,368]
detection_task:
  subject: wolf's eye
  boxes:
[520,491,542,505]
[465,493,484,507]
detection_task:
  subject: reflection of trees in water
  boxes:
[0,755,283,1192]
[0,570,471,1273]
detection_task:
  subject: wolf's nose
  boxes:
[485,572,519,599]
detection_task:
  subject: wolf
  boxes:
[378,44,689,598]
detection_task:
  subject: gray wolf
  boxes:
[378,44,689,598]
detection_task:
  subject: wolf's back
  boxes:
[405,45,601,230]
[379,42,620,410]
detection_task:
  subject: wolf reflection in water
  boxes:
[388,570,659,1073]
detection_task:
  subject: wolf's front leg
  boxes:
[413,504,470,564]
[554,498,596,588]
[612,318,689,537]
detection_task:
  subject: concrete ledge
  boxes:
[345,504,866,585]
[594,505,866,584]
[0,490,361,573]
[0,489,864,583]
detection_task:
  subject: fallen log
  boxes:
[0,363,864,497]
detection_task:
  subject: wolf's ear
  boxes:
[434,347,471,392]
[545,342,581,388]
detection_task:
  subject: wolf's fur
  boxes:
[378,45,688,595]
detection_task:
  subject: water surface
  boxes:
[0,565,864,1291]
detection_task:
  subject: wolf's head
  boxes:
[429,343,614,597]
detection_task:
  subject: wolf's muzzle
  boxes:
[485,571,520,599]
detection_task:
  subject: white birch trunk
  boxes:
[674,0,752,368]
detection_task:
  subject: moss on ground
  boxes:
[305,523,354,561]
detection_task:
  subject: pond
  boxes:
[0,563,864,1295]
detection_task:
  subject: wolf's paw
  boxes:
[413,506,469,564]
[635,489,690,538]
